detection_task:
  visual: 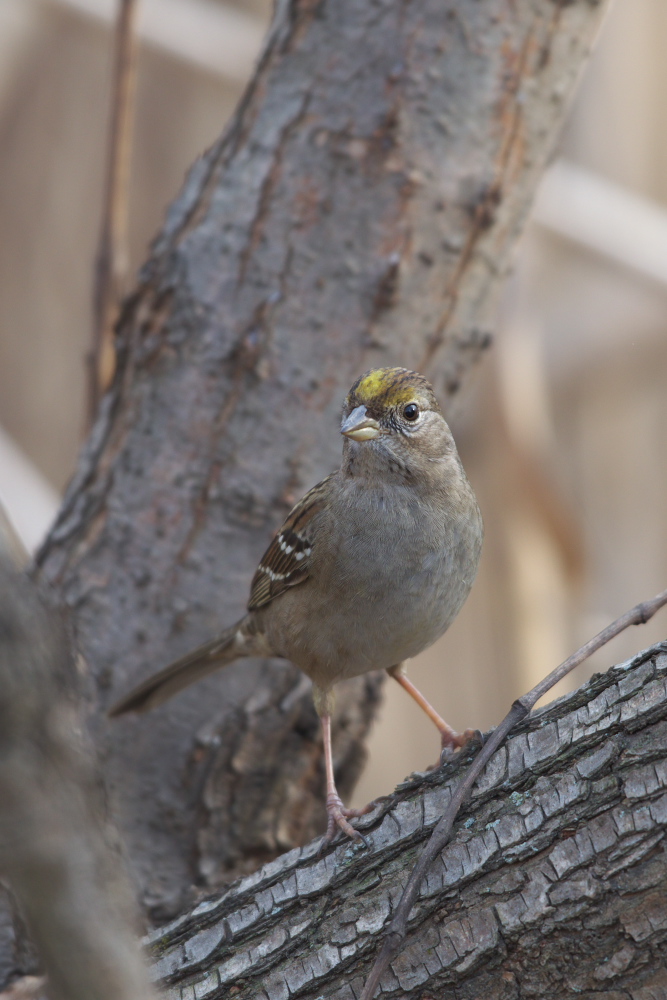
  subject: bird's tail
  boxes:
[108,616,261,717]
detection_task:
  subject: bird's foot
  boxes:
[321,792,372,849]
[439,727,484,763]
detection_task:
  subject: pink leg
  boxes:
[321,713,373,847]
[388,665,476,752]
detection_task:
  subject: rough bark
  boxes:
[35,0,610,922]
[146,641,667,1000]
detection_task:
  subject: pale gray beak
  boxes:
[341,405,381,442]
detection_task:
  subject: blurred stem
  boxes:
[89,0,140,428]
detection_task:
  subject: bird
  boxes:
[110,367,483,845]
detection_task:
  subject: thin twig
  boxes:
[360,587,667,1000]
[89,0,140,428]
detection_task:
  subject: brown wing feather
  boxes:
[247,473,335,611]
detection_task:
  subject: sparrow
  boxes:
[110,367,483,845]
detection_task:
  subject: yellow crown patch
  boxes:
[349,367,435,409]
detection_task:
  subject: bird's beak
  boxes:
[341,405,381,441]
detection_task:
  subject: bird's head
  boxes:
[341,368,456,479]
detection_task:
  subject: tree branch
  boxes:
[361,588,667,999]
[36,0,613,918]
[146,637,667,999]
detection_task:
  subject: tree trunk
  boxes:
[147,641,667,1000]
[34,0,610,926]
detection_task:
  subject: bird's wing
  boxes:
[247,473,335,611]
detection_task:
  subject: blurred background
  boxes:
[0,0,665,806]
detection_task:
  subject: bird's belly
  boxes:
[266,537,472,688]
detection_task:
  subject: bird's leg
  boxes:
[387,663,476,753]
[319,712,372,847]
[314,682,373,846]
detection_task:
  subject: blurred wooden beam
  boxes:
[534,159,667,290]
[0,1,41,108]
[45,0,267,81]
[0,426,59,557]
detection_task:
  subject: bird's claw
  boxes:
[321,792,372,850]
[439,727,484,764]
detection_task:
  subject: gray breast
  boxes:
[269,478,481,688]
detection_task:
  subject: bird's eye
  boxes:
[403,403,420,421]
